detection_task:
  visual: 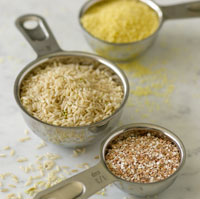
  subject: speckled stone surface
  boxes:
[0,0,200,198]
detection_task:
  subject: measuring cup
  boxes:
[34,123,186,198]
[79,0,200,62]
[14,14,129,148]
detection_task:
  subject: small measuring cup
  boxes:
[14,14,129,148]
[34,123,186,198]
[79,0,200,61]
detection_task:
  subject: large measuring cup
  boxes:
[14,14,129,148]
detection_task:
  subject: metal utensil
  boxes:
[79,0,200,62]
[14,14,129,148]
[34,123,186,198]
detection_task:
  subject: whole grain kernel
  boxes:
[105,131,181,183]
[19,136,31,142]
[1,188,9,192]
[24,129,29,135]
[94,155,99,159]
[12,175,19,183]
[71,169,78,173]
[3,146,11,150]
[8,184,16,188]
[37,141,47,149]
[17,157,28,163]
[10,149,15,156]
[43,160,55,170]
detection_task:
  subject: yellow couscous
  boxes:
[81,0,159,43]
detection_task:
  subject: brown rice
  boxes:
[20,61,123,127]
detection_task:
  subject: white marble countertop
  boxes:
[0,0,200,198]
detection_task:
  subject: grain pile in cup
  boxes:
[81,0,159,43]
[105,130,181,183]
[20,58,123,127]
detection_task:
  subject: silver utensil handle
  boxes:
[34,162,115,199]
[15,14,61,57]
[161,1,200,20]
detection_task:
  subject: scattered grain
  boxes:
[45,153,61,160]
[25,167,31,173]
[3,146,11,150]
[33,175,42,180]
[36,181,46,188]
[40,170,44,177]
[119,61,175,118]
[8,184,16,188]
[12,175,19,183]
[37,141,47,149]
[43,160,55,170]
[0,174,5,180]
[19,136,31,142]
[36,155,44,161]
[73,148,86,157]
[0,57,4,64]
[94,155,99,159]
[10,149,15,156]
[24,129,29,135]
[17,157,28,163]
[71,169,78,173]
[25,186,37,196]
[63,169,71,175]
[1,188,9,192]
[6,193,16,199]
[62,166,70,169]
[77,163,90,169]
[56,166,61,172]
[17,193,22,199]
[96,188,106,196]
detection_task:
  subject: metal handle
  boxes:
[15,14,62,57]
[161,1,200,20]
[34,162,115,199]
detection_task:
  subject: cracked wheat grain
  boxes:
[105,132,180,183]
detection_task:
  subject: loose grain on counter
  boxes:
[118,60,175,118]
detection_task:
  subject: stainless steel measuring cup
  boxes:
[79,0,200,62]
[14,14,129,148]
[34,123,186,198]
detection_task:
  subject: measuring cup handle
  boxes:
[15,14,62,57]
[161,1,200,20]
[34,162,115,199]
